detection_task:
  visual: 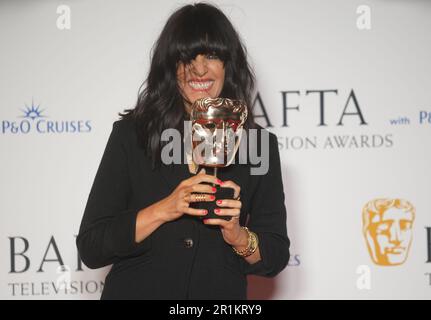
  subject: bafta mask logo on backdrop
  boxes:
[362,198,415,266]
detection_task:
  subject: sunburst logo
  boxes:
[20,99,46,120]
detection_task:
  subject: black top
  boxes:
[76,119,290,300]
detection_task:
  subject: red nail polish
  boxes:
[212,187,216,192]
[203,219,208,223]
[210,195,215,200]
[217,179,223,185]
[214,208,220,214]
[202,209,208,214]
[216,200,222,205]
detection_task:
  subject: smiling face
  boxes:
[177,54,225,113]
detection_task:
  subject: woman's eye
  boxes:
[206,53,219,60]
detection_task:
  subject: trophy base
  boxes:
[189,184,235,221]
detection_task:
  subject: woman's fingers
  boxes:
[184,193,215,203]
[183,207,208,216]
[185,183,216,194]
[219,180,240,199]
[182,184,216,203]
[181,171,219,203]
[183,171,222,187]
[213,208,240,216]
[216,199,242,209]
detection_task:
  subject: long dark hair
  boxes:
[120,3,257,168]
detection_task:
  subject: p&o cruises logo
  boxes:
[1,100,92,134]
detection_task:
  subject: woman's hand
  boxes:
[203,180,262,264]
[202,180,246,247]
[155,168,222,222]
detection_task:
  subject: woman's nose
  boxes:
[190,55,208,76]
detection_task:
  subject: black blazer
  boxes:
[76,119,290,300]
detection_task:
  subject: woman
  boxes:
[76,3,290,300]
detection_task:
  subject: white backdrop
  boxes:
[1,0,430,299]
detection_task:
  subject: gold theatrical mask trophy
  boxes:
[189,97,248,220]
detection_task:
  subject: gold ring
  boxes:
[194,194,206,202]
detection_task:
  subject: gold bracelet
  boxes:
[232,227,252,256]
[232,227,259,257]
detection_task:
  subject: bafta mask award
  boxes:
[189,97,248,220]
